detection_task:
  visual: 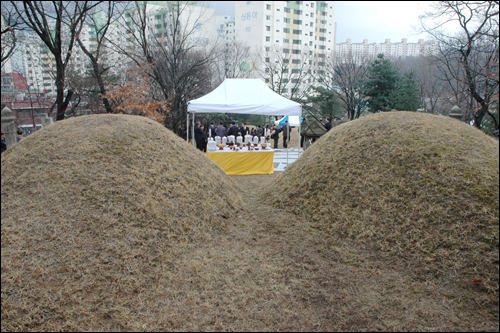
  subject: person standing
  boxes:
[227,121,239,137]
[216,121,227,138]
[16,129,23,142]
[271,125,280,149]
[255,125,263,138]
[240,122,249,139]
[282,120,291,148]
[194,122,204,151]
[324,117,332,132]
[208,121,216,139]
[200,124,208,152]
[1,133,6,153]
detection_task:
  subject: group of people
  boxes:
[194,120,292,151]
[1,129,23,153]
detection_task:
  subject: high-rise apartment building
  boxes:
[234,1,336,97]
[335,38,437,59]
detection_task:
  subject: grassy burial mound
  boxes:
[1,114,243,331]
[267,112,499,298]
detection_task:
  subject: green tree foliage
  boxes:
[305,86,344,120]
[362,54,399,112]
[392,71,423,111]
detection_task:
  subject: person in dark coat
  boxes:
[216,122,227,137]
[194,122,204,151]
[208,121,216,138]
[1,133,6,153]
[282,121,291,148]
[240,122,249,139]
[200,124,208,152]
[271,125,280,149]
[324,117,332,132]
[227,121,240,137]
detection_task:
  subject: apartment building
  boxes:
[336,38,437,59]
[234,1,336,96]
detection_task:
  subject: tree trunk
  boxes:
[474,103,489,129]
[93,61,113,113]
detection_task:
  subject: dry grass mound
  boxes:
[1,114,242,331]
[266,112,499,300]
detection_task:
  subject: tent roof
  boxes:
[187,79,302,116]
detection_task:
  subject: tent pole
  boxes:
[286,123,289,168]
[186,112,189,142]
[192,112,195,147]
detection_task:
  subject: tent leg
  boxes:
[286,125,289,168]
[187,112,189,142]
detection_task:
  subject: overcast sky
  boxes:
[202,1,433,43]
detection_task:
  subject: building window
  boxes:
[284,7,290,13]
[293,39,302,44]
[266,36,271,41]
[283,48,290,53]
[292,49,301,54]
[292,69,300,73]
[283,59,289,63]
[265,57,270,63]
[267,4,271,10]
[155,15,161,20]
[291,78,300,83]
[284,18,290,23]
[294,9,302,15]
[265,47,270,52]
[293,29,302,34]
[320,28,327,33]
[319,45,326,49]
[266,15,271,20]
[319,37,326,41]
[266,26,271,31]
[293,20,302,25]
[284,28,290,33]
[292,59,300,64]
[283,38,290,43]
[283,69,289,73]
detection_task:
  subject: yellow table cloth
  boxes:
[207,148,274,175]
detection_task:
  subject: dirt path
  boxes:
[167,175,498,331]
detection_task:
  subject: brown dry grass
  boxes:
[1,113,498,331]
[265,112,499,313]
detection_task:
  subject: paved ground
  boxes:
[273,148,303,171]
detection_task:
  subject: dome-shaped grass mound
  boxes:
[267,112,499,293]
[1,114,243,330]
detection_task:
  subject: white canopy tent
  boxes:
[187,79,302,167]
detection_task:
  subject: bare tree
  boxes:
[257,44,313,102]
[315,51,371,120]
[213,39,252,84]
[74,2,130,114]
[420,1,499,130]
[10,1,102,121]
[1,2,19,67]
[109,1,220,137]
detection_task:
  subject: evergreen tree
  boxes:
[362,54,399,112]
[392,71,423,111]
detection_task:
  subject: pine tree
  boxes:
[362,54,399,112]
[392,71,423,111]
